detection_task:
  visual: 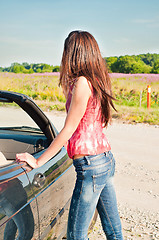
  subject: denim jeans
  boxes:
[67,151,123,240]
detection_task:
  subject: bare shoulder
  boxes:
[73,76,92,96]
[76,76,89,85]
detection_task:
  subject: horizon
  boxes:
[1,0,159,67]
[1,52,159,68]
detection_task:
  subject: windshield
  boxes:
[0,103,42,133]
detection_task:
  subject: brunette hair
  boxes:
[59,30,116,127]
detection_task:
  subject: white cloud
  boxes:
[132,19,155,24]
[132,16,159,28]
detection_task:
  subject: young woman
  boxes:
[16,30,123,240]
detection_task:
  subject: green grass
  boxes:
[112,105,159,125]
[0,72,159,125]
[111,77,159,109]
[110,76,159,125]
[0,72,64,102]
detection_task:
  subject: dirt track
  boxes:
[46,111,159,240]
[1,106,158,239]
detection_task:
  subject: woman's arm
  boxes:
[16,76,92,168]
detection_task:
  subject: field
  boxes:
[0,72,159,125]
[110,73,159,125]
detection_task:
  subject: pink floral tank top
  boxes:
[65,83,111,159]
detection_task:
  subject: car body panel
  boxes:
[0,90,76,239]
[0,165,39,239]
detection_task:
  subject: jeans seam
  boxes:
[80,179,84,194]
[82,159,112,170]
[71,183,83,240]
[100,197,117,240]
[91,156,113,193]
[92,169,111,178]
[92,176,96,192]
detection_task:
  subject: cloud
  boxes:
[132,16,159,28]
[132,19,155,24]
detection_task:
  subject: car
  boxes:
[0,90,97,240]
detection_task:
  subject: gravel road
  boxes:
[1,105,158,239]
[46,111,159,240]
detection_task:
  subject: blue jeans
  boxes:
[67,151,123,240]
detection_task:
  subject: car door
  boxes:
[0,90,76,240]
[28,146,75,240]
[0,162,39,240]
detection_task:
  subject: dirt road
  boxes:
[46,111,159,240]
[1,106,158,239]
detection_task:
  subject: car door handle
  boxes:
[32,172,45,188]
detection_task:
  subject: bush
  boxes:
[36,68,41,73]
[53,66,60,72]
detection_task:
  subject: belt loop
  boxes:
[85,156,91,165]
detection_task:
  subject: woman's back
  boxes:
[66,82,111,159]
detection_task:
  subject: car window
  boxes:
[0,103,41,131]
[0,103,48,166]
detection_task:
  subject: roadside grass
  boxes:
[0,72,159,125]
[0,72,65,103]
[112,105,159,125]
[111,77,159,109]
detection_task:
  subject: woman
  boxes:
[16,30,123,240]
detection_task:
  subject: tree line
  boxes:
[105,53,159,74]
[0,53,159,74]
[0,62,60,74]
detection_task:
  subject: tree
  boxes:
[130,61,152,73]
[21,62,30,70]
[28,69,34,74]
[115,56,135,73]
[152,59,159,73]
[105,57,118,72]
[11,62,20,67]
[12,65,21,73]
[36,68,42,73]
[41,64,53,71]
[53,66,60,72]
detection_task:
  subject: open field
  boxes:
[0,72,159,125]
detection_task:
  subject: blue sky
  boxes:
[0,0,159,67]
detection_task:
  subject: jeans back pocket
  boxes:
[92,168,111,192]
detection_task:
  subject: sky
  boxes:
[0,0,159,67]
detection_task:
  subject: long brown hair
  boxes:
[59,30,116,127]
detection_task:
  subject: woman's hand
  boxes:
[16,153,38,169]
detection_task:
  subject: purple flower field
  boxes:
[1,72,159,83]
[0,72,60,78]
[109,73,159,83]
